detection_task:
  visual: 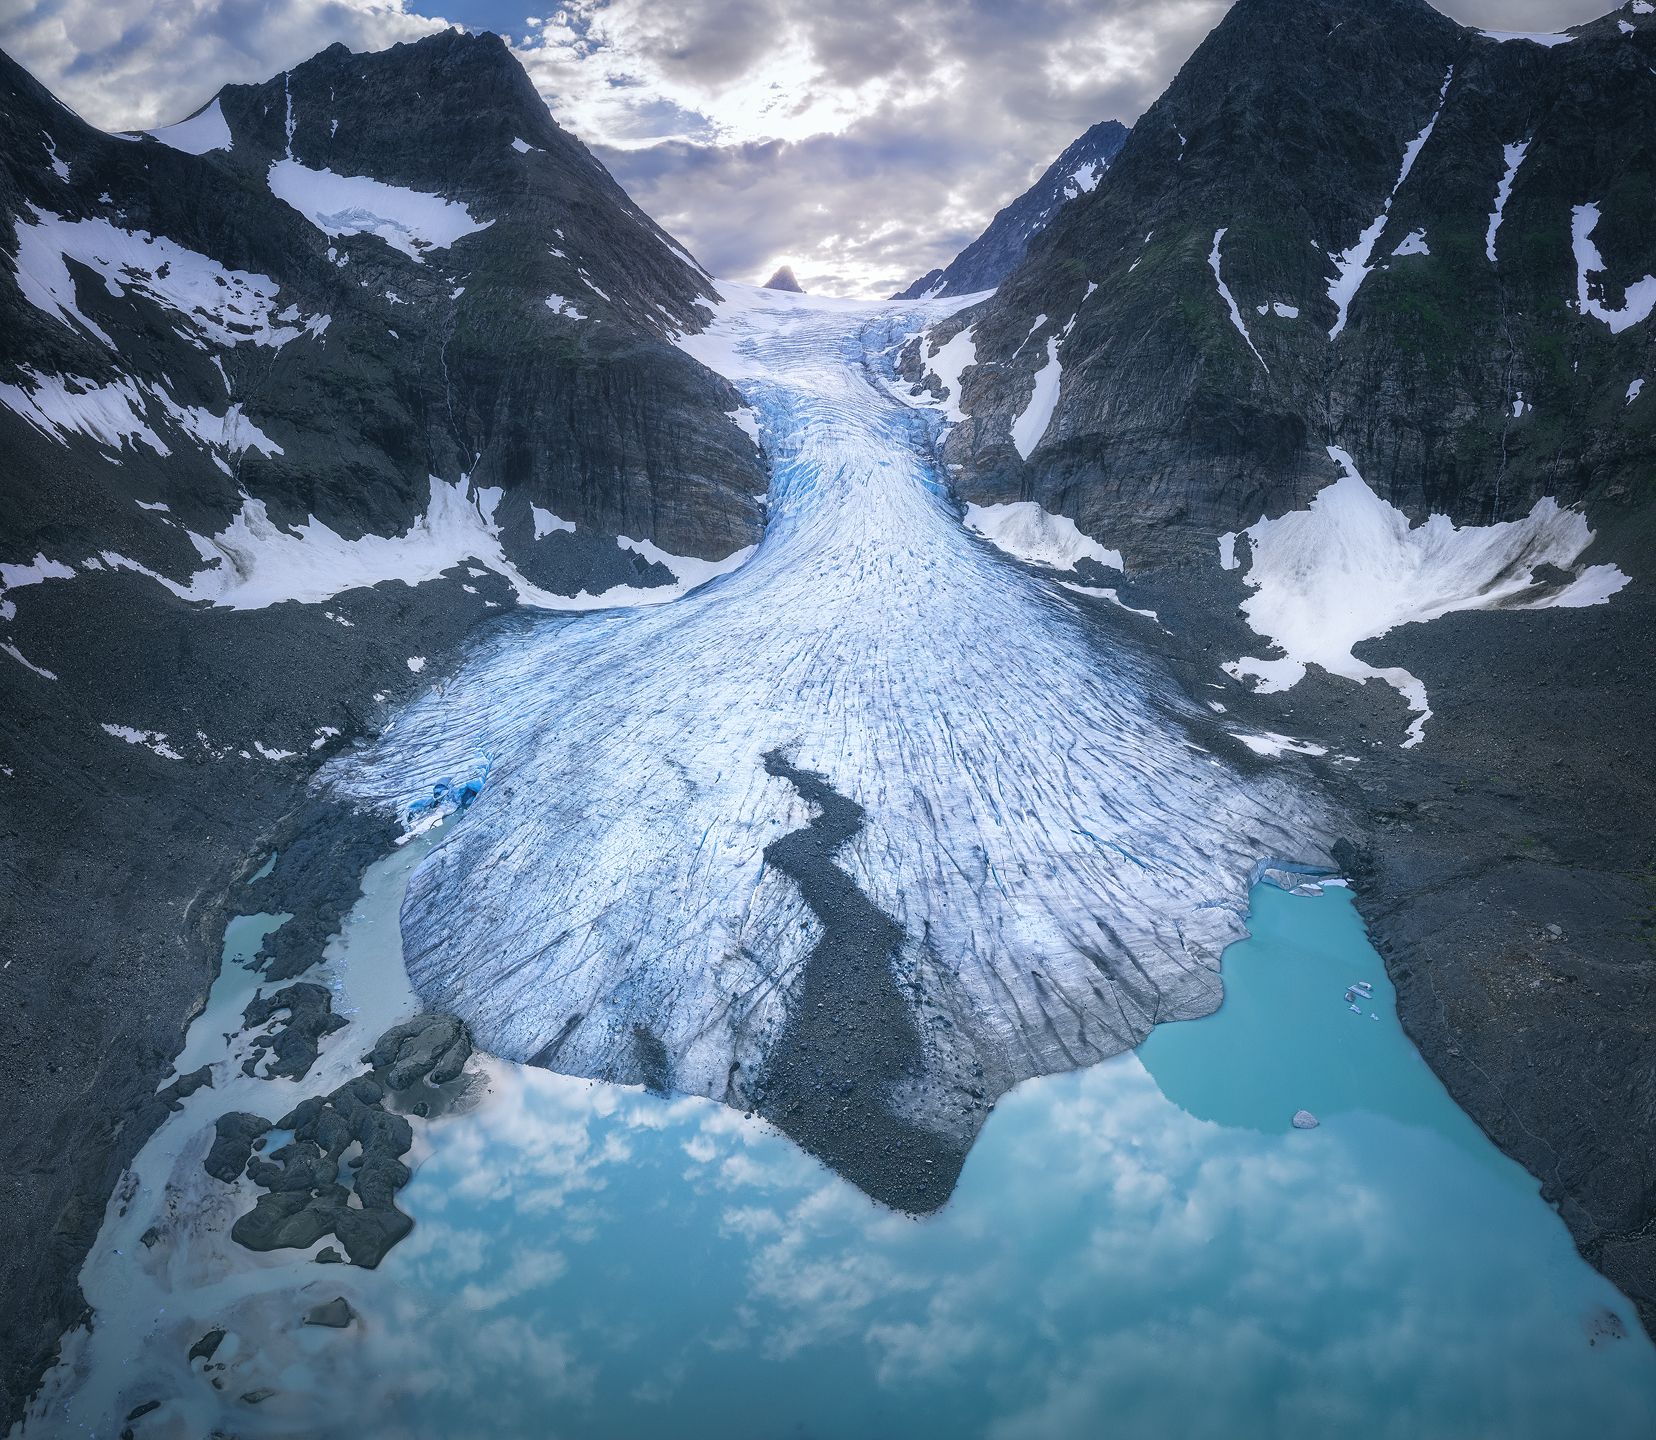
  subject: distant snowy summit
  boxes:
[763,265,804,293]
[895,118,1128,299]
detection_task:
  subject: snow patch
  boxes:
[266,160,492,261]
[1627,378,1645,405]
[1327,67,1452,340]
[3,642,57,680]
[1392,229,1430,258]
[1009,338,1063,458]
[100,724,182,759]
[1479,30,1575,46]
[1234,732,1327,759]
[10,206,315,350]
[921,324,978,425]
[1209,227,1268,371]
[1485,141,1530,264]
[530,505,576,539]
[545,294,586,320]
[1223,446,1630,748]
[1572,204,1656,334]
[964,501,1122,573]
[406,657,426,674]
[147,99,232,155]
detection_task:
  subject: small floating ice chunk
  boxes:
[1292,1110,1320,1130]
[964,501,1122,572]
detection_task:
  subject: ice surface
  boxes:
[1224,447,1630,747]
[1010,336,1063,456]
[964,501,1122,572]
[324,283,1326,1127]
[1486,141,1530,264]
[10,205,316,350]
[1327,68,1452,340]
[1209,228,1268,370]
[1572,204,1656,334]
[266,160,492,261]
[147,99,232,155]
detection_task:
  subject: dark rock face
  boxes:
[893,119,1128,298]
[934,0,1656,1333]
[0,30,764,1424]
[763,264,804,292]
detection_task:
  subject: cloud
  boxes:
[0,0,1618,295]
[0,0,448,131]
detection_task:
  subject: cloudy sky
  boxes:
[0,0,1613,295]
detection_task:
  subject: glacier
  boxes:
[323,284,1330,1202]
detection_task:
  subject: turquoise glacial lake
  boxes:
[27,874,1656,1438]
[361,884,1656,1437]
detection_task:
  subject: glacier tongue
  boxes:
[323,283,1328,1205]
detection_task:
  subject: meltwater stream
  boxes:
[321,285,1329,1198]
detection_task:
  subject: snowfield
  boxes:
[323,283,1327,1141]
[266,159,492,260]
[1223,447,1629,747]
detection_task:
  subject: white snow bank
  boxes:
[1010,337,1063,458]
[0,553,77,620]
[100,724,182,759]
[1209,227,1268,370]
[618,534,757,590]
[1234,731,1327,759]
[1223,446,1630,747]
[266,159,492,261]
[0,367,279,458]
[1485,141,1530,264]
[1572,203,1656,334]
[1480,30,1575,46]
[1328,67,1452,340]
[530,505,576,539]
[148,99,232,155]
[1059,581,1158,622]
[964,501,1122,572]
[922,323,977,424]
[177,478,746,612]
[10,205,317,349]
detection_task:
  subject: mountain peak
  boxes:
[764,265,804,292]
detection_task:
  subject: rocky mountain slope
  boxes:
[895,118,1128,299]
[0,29,764,1423]
[904,0,1655,1334]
